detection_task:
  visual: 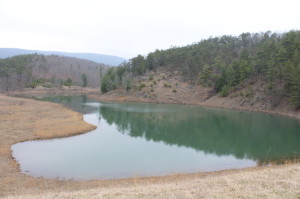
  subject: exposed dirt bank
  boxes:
[90,91,300,120]
[1,94,299,198]
[91,71,300,120]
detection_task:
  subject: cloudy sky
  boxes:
[0,0,299,59]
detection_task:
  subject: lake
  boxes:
[11,95,300,180]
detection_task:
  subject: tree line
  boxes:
[0,54,108,93]
[101,30,300,107]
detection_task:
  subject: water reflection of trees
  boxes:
[99,103,300,163]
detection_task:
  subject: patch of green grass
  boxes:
[220,85,229,97]
[245,89,254,97]
[164,83,172,88]
[138,83,146,91]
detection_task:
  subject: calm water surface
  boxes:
[11,95,300,180]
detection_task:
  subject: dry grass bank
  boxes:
[0,94,96,153]
[0,94,299,199]
[3,164,300,199]
[0,95,97,197]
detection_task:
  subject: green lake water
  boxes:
[11,95,300,180]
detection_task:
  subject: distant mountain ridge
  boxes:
[0,48,127,66]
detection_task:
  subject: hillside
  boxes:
[97,31,300,118]
[98,30,300,115]
[0,54,108,93]
[0,48,127,66]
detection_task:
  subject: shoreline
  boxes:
[0,94,98,197]
[200,102,300,121]
[1,93,299,198]
[89,93,300,121]
[12,85,300,121]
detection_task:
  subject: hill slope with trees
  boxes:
[0,54,108,93]
[99,30,300,110]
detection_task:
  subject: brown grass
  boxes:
[0,94,96,152]
[0,94,98,197]
[3,165,300,199]
[0,94,299,199]
[92,70,210,105]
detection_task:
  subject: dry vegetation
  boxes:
[93,70,210,104]
[3,164,300,199]
[0,94,299,199]
[201,76,300,120]
[0,94,97,197]
[93,70,300,120]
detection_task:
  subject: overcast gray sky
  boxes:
[0,0,299,59]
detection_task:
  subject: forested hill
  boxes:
[101,30,300,107]
[0,54,108,93]
[0,48,127,66]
